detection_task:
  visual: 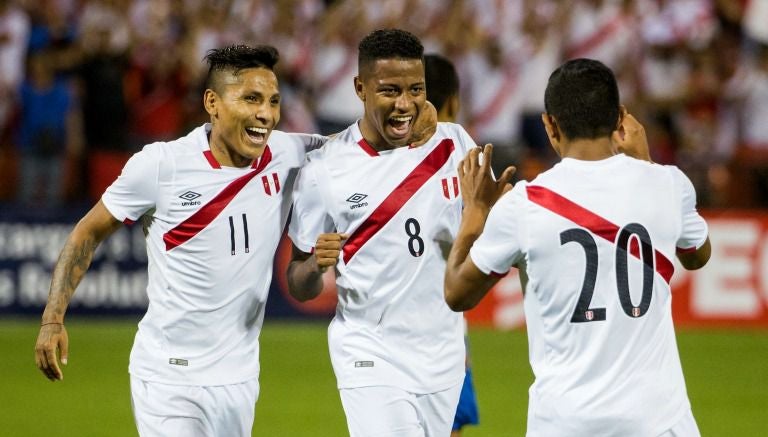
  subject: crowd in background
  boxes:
[1,0,767,208]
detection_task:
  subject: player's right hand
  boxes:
[612,111,652,162]
[314,233,349,272]
[35,323,68,381]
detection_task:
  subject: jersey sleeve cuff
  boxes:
[288,234,316,255]
[676,235,708,254]
[469,250,508,278]
[100,196,135,224]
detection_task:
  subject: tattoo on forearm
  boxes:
[46,237,98,317]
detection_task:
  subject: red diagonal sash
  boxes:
[342,139,455,264]
[526,185,674,283]
[163,147,273,250]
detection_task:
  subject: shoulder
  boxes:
[435,122,476,151]
[436,122,471,139]
[135,125,206,164]
[306,125,358,162]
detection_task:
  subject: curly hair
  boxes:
[358,28,424,74]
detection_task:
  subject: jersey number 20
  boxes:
[561,223,654,323]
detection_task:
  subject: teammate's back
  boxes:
[512,154,704,435]
[445,58,710,437]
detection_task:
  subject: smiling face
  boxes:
[204,67,280,167]
[355,58,426,151]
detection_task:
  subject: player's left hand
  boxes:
[409,101,437,147]
[458,144,515,212]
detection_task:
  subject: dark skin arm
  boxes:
[287,233,348,302]
[614,112,712,270]
[34,201,123,381]
[677,237,711,270]
[445,144,515,311]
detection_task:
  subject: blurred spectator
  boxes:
[76,0,131,201]
[0,0,28,138]
[308,0,365,135]
[3,0,768,207]
[0,0,29,200]
[15,50,79,205]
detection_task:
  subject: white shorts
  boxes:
[130,375,259,437]
[339,383,463,437]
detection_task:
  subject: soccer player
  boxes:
[286,29,514,437]
[445,58,711,436]
[424,53,480,437]
[32,45,328,436]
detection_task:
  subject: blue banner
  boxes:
[0,205,335,320]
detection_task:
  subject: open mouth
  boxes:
[245,126,269,144]
[388,115,413,138]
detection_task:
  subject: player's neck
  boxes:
[559,137,614,161]
[358,120,398,151]
[208,131,255,168]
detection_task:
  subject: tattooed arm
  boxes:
[35,201,123,381]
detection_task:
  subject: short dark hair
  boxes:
[204,44,279,92]
[544,58,620,140]
[358,29,424,74]
[424,54,459,112]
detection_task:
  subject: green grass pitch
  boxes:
[2,318,766,436]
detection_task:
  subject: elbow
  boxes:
[444,285,475,312]
[681,256,709,271]
[287,283,321,302]
[679,238,711,271]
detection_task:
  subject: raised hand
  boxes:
[459,144,516,213]
[612,112,652,162]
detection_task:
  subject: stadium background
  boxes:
[1,0,767,436]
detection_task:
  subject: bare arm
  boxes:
[677,237,711,270]
[286,233,347,302]
[34,201,122,381]
[445,207,503,311]
[613,112,711,270]
[445,144,516,311]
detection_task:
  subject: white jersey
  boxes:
[469,154,708,436]
[102,124,325,386]
[289,122,473,393]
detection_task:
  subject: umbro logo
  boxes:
[179,191,202,206]
[346,193,368,210]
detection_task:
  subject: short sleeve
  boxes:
[453,123,478,156]
[101,146,161,223]
[469,183,526,275]
[670,166,708,250]
[288,160,335,252]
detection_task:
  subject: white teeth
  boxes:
[391,116,412,122]
[246,127,268,133]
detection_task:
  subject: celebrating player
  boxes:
[33,45,329,436]
[286,29,514,437]
[445,58,711,436]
